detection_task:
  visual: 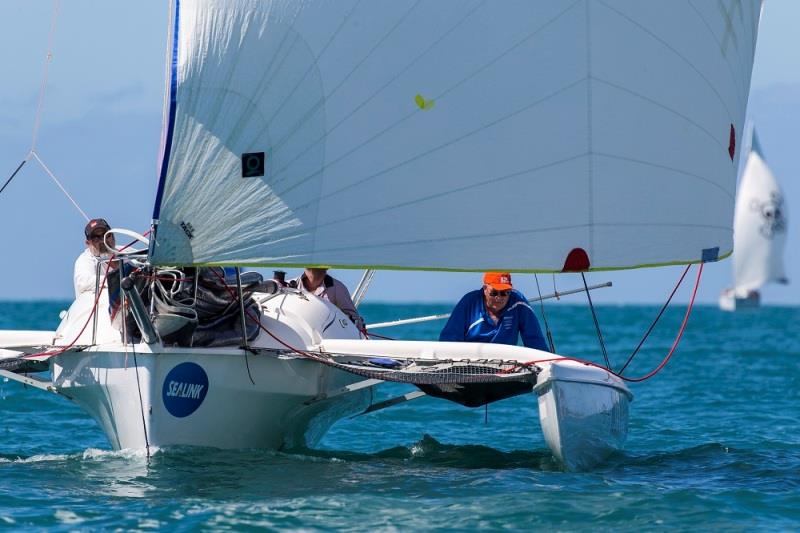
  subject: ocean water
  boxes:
[0,301,799,531]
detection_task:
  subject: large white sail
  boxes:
[150,0,762,272]
[731,131,788,296]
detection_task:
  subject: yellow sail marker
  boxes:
[415,94,435,110]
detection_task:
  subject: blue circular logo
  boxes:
[162,362,209,418]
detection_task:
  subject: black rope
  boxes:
[243,345,256,386]
[533,274,556,353]
[617,264,691,375]
[131,344,151,459]
[0,159,28,196]
[582,272,611,369]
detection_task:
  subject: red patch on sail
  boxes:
[728,124,736,160]
[562,248,590,272]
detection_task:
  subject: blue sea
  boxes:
[0,301,798,531]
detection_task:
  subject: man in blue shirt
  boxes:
[439,272,548,351]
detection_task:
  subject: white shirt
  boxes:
[74,248,104,299]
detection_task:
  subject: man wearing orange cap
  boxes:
[439,272,547,350]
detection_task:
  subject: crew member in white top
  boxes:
[74,218,117,298]
[290,268,365,330]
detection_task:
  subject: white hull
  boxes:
[322,338,632,469]
[534,361,630,470]
[2,290,632,469]
[718,289,760,312]
[52,346,369,450]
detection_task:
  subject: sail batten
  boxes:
[150,0,762,271]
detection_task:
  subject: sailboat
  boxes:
[0,1,762,470]
[719,129,788,311]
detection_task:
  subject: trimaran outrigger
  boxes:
[0,1,762,470]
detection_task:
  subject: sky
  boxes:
[0,1,798,307]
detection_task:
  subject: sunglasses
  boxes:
[487,289,510,297]
[89,234,107,241]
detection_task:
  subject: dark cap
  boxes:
[85,218,111,238]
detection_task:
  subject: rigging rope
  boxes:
[1,1,89,222]
[0,157,30,197]
[31,151,89,221]
[21,234,148,360]
[31,0,61,151]
[582,272,611,369]
[511,262,705,383]
[533,273,555,353]
[618,262,703,383]
[617,264,691,375]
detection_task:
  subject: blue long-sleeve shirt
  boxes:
[439,289,548,351]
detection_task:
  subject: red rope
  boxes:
[23,257,116,359]
[206,268,327,361]
[618,262,703,382]
[508,263,704,383]
[22,230,150,360]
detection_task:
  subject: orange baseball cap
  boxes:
[483,272,512,290]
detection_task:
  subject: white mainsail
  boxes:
[150,0,762,272]
[731,131,788,296]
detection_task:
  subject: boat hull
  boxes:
[718,289,760,311]
[534,361,631,470]
[52,347,369,451]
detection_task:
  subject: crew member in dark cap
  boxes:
[74,218,116,298]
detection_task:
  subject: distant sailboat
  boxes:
[719,130,788,311]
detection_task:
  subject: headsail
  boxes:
[731,129,788,296]
[150,0,762,272]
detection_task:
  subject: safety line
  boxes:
[31,151,89,221]
[617,264,691,375]
[0,157,30,196]
[31,0,61,151]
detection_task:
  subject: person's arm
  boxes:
[439,295,469,342]
[518,301,549,351]
[74,252,100,295]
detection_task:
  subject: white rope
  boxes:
[30,0,61,152]
[30,151,89,221]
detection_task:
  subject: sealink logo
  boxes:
[162,362,209,418]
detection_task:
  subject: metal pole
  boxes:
[366,282,613,330]
[92,261,101,344]
[235,267,249,349]
[121,277,158,344]
[352,269,375,308]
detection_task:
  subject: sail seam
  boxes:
[284,77,588,208]
[686,0,748,113]
[261,1,364,139]
[268,1,584,198]
[268,0,422,161]
[596,0,734,121]
[586,0,595,269]
[592,76,730,157]
[308,222,731,255]
[265,0,488,186]
[593,152,735,200]
[312,154,587,230]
